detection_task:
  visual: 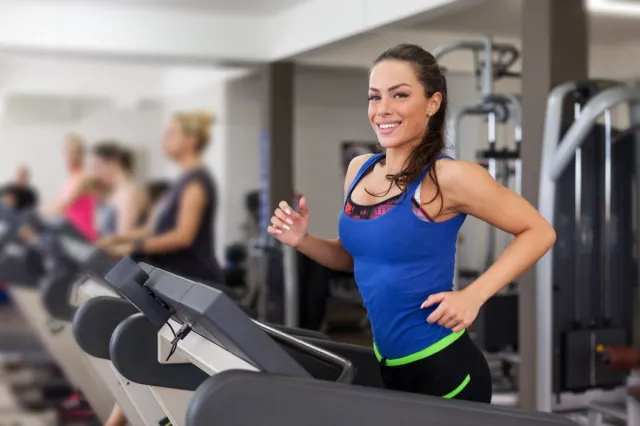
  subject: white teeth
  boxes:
[379,123,399,129]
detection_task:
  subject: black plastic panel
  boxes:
[187,370,576,426]
[40,267,79,322]
[104,257,172,328]
[0,245,43,287]
[472,292,518,353]
[288,337,383,388]
[109,313,208,391]
[73,296,138,359]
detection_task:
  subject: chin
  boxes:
[377,135,410,150]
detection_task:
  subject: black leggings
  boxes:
[379,331,492,403]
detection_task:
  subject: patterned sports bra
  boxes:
[343,161,434,222]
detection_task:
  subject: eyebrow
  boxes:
[368,83,411,92]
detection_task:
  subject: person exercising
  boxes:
[98,110,223,286]
[91,141,148,236]
[46,133,98,241]
[268,43,556,403]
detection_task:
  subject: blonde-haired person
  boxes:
[46,133,99,241]
[100,110,222,426]
[99,110,222,283]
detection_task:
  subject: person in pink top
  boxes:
[47,133,98,242]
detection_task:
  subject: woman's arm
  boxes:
[423,160,556,331]
[116,186,148,234]
[44,175,92,217]
[132,180,207,255]
[96,227,150,248]
[285,154,373,272]
[296,233,354,272]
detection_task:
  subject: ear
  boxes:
[427,92,443,117]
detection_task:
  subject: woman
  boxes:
[46,133,98,241]
[99,110,222,286]
[268,44,556,403]
[91,141,148,236]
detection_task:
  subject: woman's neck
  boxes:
[177,155,203,172]
[114,170,131,187]
[382,144,416,174]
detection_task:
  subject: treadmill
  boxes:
[104,256,577,426]
[0,208,166,425]
[0,208,115,421]
[71,247,171,426]
[0,207,59,426]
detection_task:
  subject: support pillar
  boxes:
[258,61,295,324]
[519,0,588,411]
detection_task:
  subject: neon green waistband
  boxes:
[373,329,466,366]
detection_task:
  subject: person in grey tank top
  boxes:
[97,110,223,426]
[98,110,222,285]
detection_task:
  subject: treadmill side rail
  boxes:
[187,370,577,426]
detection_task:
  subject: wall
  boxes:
[0,99,164,206]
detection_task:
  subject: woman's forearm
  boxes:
[296,234,353,272]
[465,226,556,303]
[101,227,150,245]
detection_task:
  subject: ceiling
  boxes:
[54,0,313,14]
[405,0,640,45]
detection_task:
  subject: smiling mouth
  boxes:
[377,122,402,135]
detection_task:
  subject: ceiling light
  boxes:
[587,0,640,16]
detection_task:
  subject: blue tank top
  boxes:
[338,153,466,359]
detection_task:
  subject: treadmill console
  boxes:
[105,257,311,378]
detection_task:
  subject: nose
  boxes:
[376,97,392,116]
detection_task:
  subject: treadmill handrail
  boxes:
[255,320,356,384]
[546,86,640,180]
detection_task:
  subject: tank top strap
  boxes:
[405,153,453,200]
[345,153,384,198]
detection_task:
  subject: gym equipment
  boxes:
[103,256,576,426]
[0,208,169,425]
[435,36,523,395]
[0,207,115,423]
[537,80,640,422]
[435,35,523,282]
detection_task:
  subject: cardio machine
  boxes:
[101,256,577,426]
[0,207,168,425]
[537,79,640,424]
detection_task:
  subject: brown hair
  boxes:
[93,140,135,173]
[173,110,216,153]
[371,43,448,210]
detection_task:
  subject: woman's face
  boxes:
[368,60,431,150]
[65,140,84,170]
[91,156,117,187]
[162,120,189,160]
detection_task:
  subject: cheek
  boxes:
[402,104,428,132]
[368,105,376,123]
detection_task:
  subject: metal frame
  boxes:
[436,36,523,289]
[536,83,640,412]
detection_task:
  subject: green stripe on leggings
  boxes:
[373,329,465,366]
[443,374,471,399]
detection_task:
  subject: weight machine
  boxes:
[434,37,523,389]
[434,35,523,288]
[537,79,640,424]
